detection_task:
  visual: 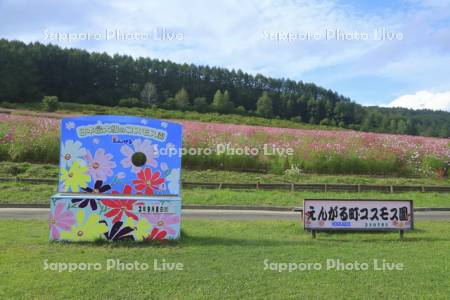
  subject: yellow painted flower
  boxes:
[61,161,90,192]
[133,218,153,241]
[60,210,108,241]
[124,217,135,228]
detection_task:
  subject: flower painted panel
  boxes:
[58,116,183,196]
[50,195,181,241]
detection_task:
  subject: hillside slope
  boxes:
[1,39,449,137]
[1,107,448,177]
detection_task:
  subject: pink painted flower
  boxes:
[85,148,116,181]
[143,213,180,236]
[120,139,158,173]
[49,202,76,240]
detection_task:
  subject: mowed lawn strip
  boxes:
[1,182,449,208]
[0,220,449,299]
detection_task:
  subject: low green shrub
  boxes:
[118,98,144,108]
[42,96,59,112]
[422,155,448,178]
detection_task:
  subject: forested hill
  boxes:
[0,39,449,137]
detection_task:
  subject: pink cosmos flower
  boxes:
[120,139,158,173]
[49,202,76,240]
[143,213,180,236]
[85,148,117,181]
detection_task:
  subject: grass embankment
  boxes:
[1,162,449,186]
[1,162,449,208]
[0,219,449,299]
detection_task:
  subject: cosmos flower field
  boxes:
[0,113,449,176]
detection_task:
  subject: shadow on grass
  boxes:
[48,228,447,248]
[50,239,182,248]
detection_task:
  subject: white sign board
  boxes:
[304,199,413,231]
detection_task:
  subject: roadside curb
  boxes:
[1,203,450,212]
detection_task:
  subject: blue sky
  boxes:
[1,0,450,111]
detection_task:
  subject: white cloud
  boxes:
[387,90,450,111]
[1,0,398,76]
[2,0,450,106]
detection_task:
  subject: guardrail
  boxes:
[1,177,449,193]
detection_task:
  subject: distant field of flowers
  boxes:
[1,113,449,177]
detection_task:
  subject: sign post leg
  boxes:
[312,230,316,239]
[399,230,404,239]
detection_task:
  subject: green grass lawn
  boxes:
[185,169,450,186]
[0,219,449,299]
[184,189,450,208]
[1,182,449,208]
[1,161,449,186]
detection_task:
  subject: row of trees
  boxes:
[0,39,449,137]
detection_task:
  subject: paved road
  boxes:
[0,208,450,221]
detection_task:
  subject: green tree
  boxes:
[256,91,273,117]
[307,98,319,124]
[319,118,330,126]
[0,40,40,102]
[235,105,246,114]
[334,101,353,126]
[42,96,59,112]
[397,119,408,134]
[211,90,223,111]
[0,39,449,137]
[286,98,296,115]
[163,97,176,109]
[193,97,208,112]
[222,90,234,112]
[140,82,158,106]
[211,89,234,113]
[361,111,382,132]
[174,88,190,110]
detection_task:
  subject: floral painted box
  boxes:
[50,193,181,241]
[50,115,183,241]
[58,115,182,196]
